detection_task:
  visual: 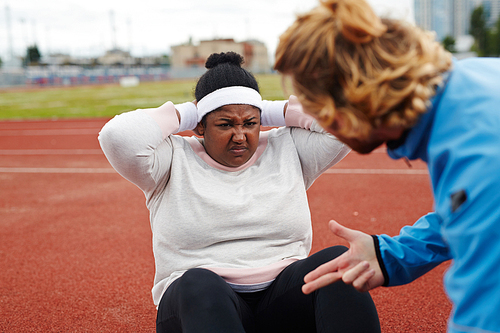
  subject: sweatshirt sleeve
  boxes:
[260,95,315,129]
[260,100,287,127]
[285,96,351,188]
[375,212,452,286]
[98,102,181,193]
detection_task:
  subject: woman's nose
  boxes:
[232,126,246,141]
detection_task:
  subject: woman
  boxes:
[99,52,380,332]
[274,1,500,332]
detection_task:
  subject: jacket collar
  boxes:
[387,71,451,163]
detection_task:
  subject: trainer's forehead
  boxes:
[366,0,415,24]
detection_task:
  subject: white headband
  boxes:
[197,86,262,122]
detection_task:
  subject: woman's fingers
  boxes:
[342,261,370,284]
[328,220,359,242]
[342,261,377,292]
[302,271,343,294]
[304,220,361,284]
[302,220,382,295]
[352,269,376,292]
[303,261,378,294]
[304,256,343,283]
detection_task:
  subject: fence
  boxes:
[0,66,206,88]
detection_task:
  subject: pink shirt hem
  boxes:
[206,258,298,285]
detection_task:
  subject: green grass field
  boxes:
[0,74,287,120]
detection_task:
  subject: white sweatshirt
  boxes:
[98,97,350,306]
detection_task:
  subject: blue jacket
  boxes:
[377,57,500,333]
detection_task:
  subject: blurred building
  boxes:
[171,38,270,73]
[42,53,77,66]
[483,0,500,26]
[98,49,135,66]
[414,0,499,41]
[453,0,476,37]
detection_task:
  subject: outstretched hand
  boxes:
[302,220,385,294]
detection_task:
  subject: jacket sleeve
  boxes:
[285,96,351,189]
[375,212,452,286]
[98,101,184,193]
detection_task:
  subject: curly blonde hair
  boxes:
[274,0,452,139]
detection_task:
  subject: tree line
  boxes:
[469,5,500,56]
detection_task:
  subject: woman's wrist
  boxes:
[175,102,198,133]
[260,100,287,127]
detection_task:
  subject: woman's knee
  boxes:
[158,268,246,332]
[176,268,229,299]
[177,268,222,287]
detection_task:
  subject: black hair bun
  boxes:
[205,52,244,69]
[195,51,259,101]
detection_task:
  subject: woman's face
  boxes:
[196,104,261,167]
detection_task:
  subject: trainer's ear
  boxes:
[195,122,204,136]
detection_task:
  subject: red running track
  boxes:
[0,119,451,332]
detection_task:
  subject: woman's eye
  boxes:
[217,123,231,127]
[245,122,257,126]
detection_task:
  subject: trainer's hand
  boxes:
[302,220,385,294]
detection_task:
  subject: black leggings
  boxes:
[156,246,381,333]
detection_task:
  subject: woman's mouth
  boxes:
[229,146,247,155]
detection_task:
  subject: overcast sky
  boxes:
[1,0,413,61]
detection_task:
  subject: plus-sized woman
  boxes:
[99,52,380,333]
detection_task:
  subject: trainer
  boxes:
[274,0,500,332]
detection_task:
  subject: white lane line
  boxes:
[0,129,100,136]
[324,168,428,175]
[0,149,103,155]
[0,167,116,174]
